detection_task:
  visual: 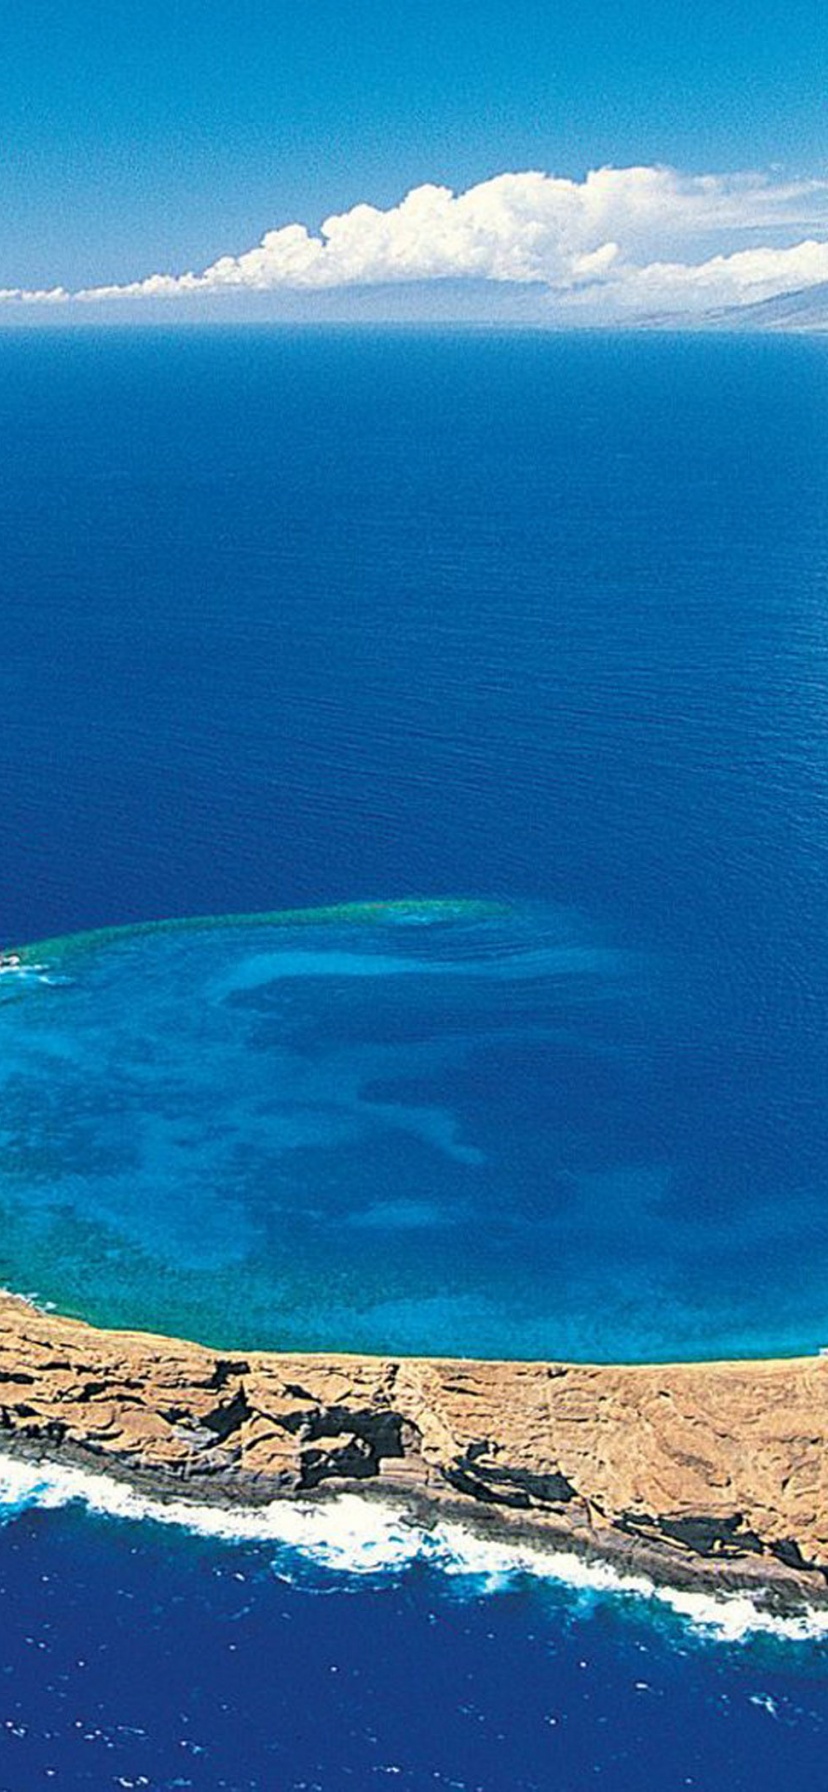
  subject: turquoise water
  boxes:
[3,332,828,1370]
[0,895,819,1361]
[3,330,828,1782]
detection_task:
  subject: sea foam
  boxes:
[1,1447,825,1647]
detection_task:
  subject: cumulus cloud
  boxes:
[5,165,828,322]
[553,234,828,323]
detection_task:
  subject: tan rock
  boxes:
[0,1289,826,1607]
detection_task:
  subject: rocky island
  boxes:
[0,1288,826,1614]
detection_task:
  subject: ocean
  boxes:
[1,1472,828,1792]
[1,326,827,1784]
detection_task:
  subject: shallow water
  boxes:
[1,330,828,1776]
[2,331,828,1365]
[1,892,822,1360]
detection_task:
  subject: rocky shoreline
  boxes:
[1,1289,827,1614]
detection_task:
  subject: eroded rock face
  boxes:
[0,1290,826,1606]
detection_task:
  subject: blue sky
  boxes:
[1,0,826,321]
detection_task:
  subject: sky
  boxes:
[1,0,826,325]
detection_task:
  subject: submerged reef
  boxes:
[8,895,508,968]
[1,1289,827,1615]
[2,903,826,1613]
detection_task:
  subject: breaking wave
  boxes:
[1,1447,825,1647]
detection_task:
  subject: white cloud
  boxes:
[0,285,69,304]
[558,236,828,322]
[5,165,828,322]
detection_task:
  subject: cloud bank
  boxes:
[4,165,828,323]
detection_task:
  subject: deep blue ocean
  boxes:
[1,327,828,1784]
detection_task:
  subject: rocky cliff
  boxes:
[1,1289,826,1610]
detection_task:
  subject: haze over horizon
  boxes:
[1,0,826,326]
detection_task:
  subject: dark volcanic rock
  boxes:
[0,1290,827,1606]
